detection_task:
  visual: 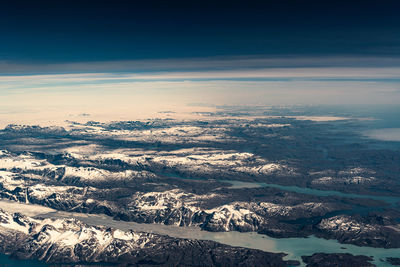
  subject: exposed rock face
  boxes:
[387,257,400,266]
[2,162,399,249]
[301,253,375,267]
[123,190,336,237]
[0,209,293,266]
[316,215,400,248]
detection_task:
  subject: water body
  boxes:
[364,128,400,142]
[161,173,400,206]
[283,105,400,144]
[290,105,400,130]
[38,210,400,267]
[341,105,400,143]
[0,253,45,266]
[1,200,399,266]
[222,180,400,206]
[219,180,263,189]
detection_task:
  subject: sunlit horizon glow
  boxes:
[1,56,400,127]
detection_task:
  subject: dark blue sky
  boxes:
[1,0,399,63]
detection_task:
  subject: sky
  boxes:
[0,0,400,125]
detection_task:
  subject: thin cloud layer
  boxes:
[2,56,400,75]
[1,56,400,127]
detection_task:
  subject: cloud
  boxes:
[1,55,400,75]
[1,67,400,91]
[0,56,399,127]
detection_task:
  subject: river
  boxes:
[0,200,399,266]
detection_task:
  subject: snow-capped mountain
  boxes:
[0,209,290,266]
